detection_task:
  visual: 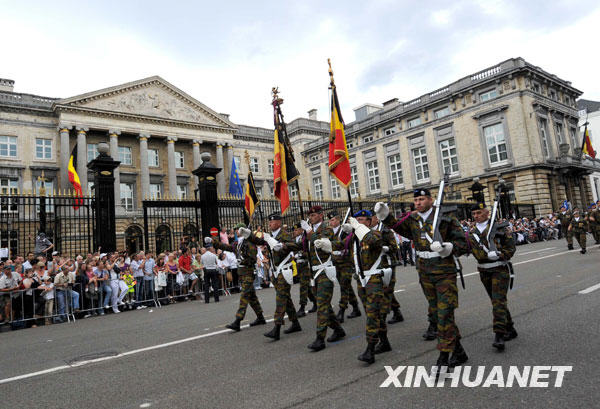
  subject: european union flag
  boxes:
[229,159,243,197]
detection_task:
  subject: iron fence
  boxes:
[142,199,201,254]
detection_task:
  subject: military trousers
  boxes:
[273,274,297,325]
[297,262,315,306]
[573,231,586,250]
[364,274,387,344]
[563,228,573,246]
[315,273,342,339]
[478,266,513,334]
[337,264,358,310]
[236,269,263,321]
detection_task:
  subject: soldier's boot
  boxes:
[264,324,281,341]
[308,336,326,352]
[387,307,404,324]
[225,318,242,332]
[580,248,587,254]
[357,342,377,365]
[568,244,574,250]
[422,322,437,341]
[492,333,505,351]
[448,341,468,368]
[326,327,346,342]
[374,331,392,354]
[249,314,266,327]
[503,325,518,341]
[296,304,307,318]
[336,307,346,323]
[307,302,318,313]
[283,320,302,334]
[435,352,450,375]
[347,302,362,319]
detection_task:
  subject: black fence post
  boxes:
[192,152,222,239]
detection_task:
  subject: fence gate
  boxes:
[142,199,202,254]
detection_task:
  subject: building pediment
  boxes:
[55,76,235,130]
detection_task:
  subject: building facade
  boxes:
[577,99,600,202]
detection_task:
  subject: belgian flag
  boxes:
[244,171,259,219]
[582,124,596,158]
[273,100,299,215]
[67,145,83,209]
[328,60,351,188]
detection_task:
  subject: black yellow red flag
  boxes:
[67,145,83,209]
[582,124,596,158]
[328,60,351,188]
[244,171,260,219]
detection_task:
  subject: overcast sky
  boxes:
[2,0,599,128]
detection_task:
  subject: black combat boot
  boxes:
[435,351,450,375]
[422,322,437,340]
[308,336,326,351]
[347,302,361,318]
[580,248,586,254]
[296,304,307,318]
[568,244,574,250]
[249,314,266,326]
[358,342,376,364]
[503,325,518,341]
[448,341,468,367]
[493,333,505,351]
[283,320,302,334]
[225,318,242,332]
[374,331,392,354]
[336,308,346,323]
[326,327,346,342]
[307,302,318,313]
[387,308,404,324]
[264,324,281,340]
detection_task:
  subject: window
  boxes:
[35,179,54,212]
[120,183,134,211]
[35,139,52,160]
[412,147,430,182]
[175,151,185,169]
[267,159,274,174]
[363,135,374,144]
[387,153,403,188]
[407,117,422,128]
[434,107,450,119]
[149,183,162,199]
[539,118,550,158]
[87,144,99,162]
[234,156,241,170]
[177,184,187,199]
[564,95,570,105]
[88,181,95,194]
[384,126,396,136]
[309,153,320,162]
[347,139,355,149]
[569,127,577,149]
[118,146,132,165]
[479,89,498,102]
[532,82,541,93]
[250,157,260,173]
[313,176,323,199]
[555,122,564,144]
[0,136,17,158]
[549,90,557,101]
[350,165,359,198]
[483,123,508,165]
[254,184,263,198]
[439,138,459,175]
[366,160,380,193]
[0,178,18,213]
[330,175,341,199]
[289,184,298,199]
[148,149,159,167]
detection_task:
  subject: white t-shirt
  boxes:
[42,283,55,300]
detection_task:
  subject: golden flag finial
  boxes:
[327,58,335,87]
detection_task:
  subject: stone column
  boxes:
[215,143,225,195]
[226,143,234,185]
[76,126,88,194]
[167,136,178,197]
[138,133,151,198]
[58,124,72,190]
[192,139,202,192]
[109,129,122,211]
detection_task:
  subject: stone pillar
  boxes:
[76,126,88,193]
[138,133,151,198]
[109,129,122,211]
[167,136,178,197]
[215,143,225,195]
[192,139,202,192]
[226,143,234,186]
[192,153,222,238]
[58,124,72,190]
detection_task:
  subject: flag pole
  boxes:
[243,150,252,227]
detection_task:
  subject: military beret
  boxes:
[353,209,373,218]
[268,213,282,221]
[233,222,246,229]
[327,210,340,219]
[308,205,323,214]
[470,202,486,211]
[414,188,431,198]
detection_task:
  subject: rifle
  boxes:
[487,185,514,289]
[338,207,351,238]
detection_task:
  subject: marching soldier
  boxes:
[568,209,588,254]
[328,210,361,323]
[557,205,573,250]
[294,205,346,352]
[209,223,266,331]
[466,202,517,351]
[262,213,302,340]
[375,189,469,369]
[342,210,392,364]
[589,201,600,245]
[292,223,317,316]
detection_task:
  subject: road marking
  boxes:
[518,247,556,255]
[578,283,600,295]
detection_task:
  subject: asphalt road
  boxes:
[1,239,599,409]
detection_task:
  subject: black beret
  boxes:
[414,188,431,198]
[268,213,282,221]
[327,210,340,219]
[470,202,486,211]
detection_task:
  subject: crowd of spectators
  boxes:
[459,214,564,245]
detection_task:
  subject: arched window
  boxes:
[155,224,172,253]
[125,225,144,255]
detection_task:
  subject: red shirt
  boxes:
[178,255,191,273]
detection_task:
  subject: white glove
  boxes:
[204,237,212,245]
[314,238,332,253]
[431,241,453,257]
[374,202,389,221]
[348,217,360,230]
[382,246,390,253]
[341,223,353,234]
[300,220,312,233]
[262,233,279,250]
[487,251,500,261]
[272,243,283,252]
[237,227,251,239]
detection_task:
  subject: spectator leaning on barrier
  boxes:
[38,275,55,325]
[142,252,156,307]
[0,265,22,323]
[129,252,146,309]
[54,266,79,322]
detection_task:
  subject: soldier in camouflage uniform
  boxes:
[568,209,588,254]
[588,201,600,245]
[210,223,266,331]
[328,211,361,323]
[557,205,573,250]
[291,205,345,352]
[262,213,302,340]
[467,202,517,351]
[375,188,469,369]
[342,210,392,364]
[292,223,317,317]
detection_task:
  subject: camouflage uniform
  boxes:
[294,235,316,307]
[380,226,401,316]
[570,216,588,251]
[334,229,358,311]
[557,211,573,247]
[589,208,600,244]
[383,211,468,352]
[466,224,516,335]
[269,229,298,325]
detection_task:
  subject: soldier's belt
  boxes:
[415,250,441,259]
[295,259,306,264]
[332,250,343,256]
[478,261,507,269]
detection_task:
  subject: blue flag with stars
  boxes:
[229,159,243,197]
